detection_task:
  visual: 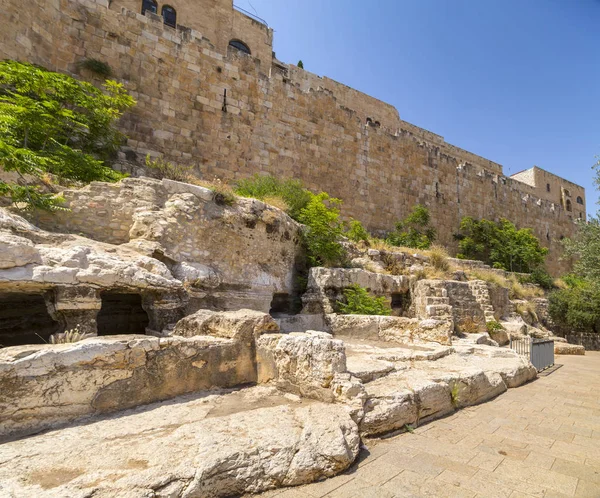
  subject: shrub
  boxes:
[0,60,134,210]
[297,192,346,267]
[345,218,369,243]
[386,204,436,249]
[548,281,600,333]
[145,154,194,182]
[519,267,555,290]
[337,284,391,315]
[454,217,548,273]
[486,320,504,334]
[515,302,539,324]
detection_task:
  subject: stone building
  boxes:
[0,0,586,274]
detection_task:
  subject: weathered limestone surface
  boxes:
[0,334,258,440]
[326,314,453,346]
[554,342,586,355]
[32,177,303,313]
[0,387,361,498]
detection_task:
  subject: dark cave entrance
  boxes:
[269,293,300,316]
[97,292,149,336]
[0,292,62,347]
[391,292,411,317]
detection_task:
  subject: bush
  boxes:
[454,217,548,273]
[345,218,369,243]
[0,60,134,210]
[337,284,391,315]
[386,204,436,249]
[77,58,112,77]
[297,192,346,267]
[548,281,600,333]
[486,320,504,334]
[520,266,555,290]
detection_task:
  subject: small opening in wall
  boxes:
[546,183,551,193]
[269,293,296,316]
[577,196,584,205]
[229,40,251,55]
[566,199,572,212]
[391,292,411,317]
[0,292,61,347]
[141,0,157,15]
[161,5,176,28]
[97,293,149,336]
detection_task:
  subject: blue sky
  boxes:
[237,0,600,215]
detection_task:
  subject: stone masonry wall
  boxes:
[0,0,582,274]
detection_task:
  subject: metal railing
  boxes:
[233,5,268,27]
[510,337,555,372]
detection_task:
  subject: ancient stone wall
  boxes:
[0,0,582,274]
[564,333,600,352]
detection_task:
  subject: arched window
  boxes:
[566,199,572,212]
[577,196,584,205]
[229,40,251,55]
[141,0,157,15]
[162,5,176,28]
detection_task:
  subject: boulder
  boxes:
[554,342,585,355]
[173,308,279,341]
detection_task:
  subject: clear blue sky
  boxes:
[236,0,600,215]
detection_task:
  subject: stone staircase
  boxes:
[468,280,497,323]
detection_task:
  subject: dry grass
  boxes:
[428,244,450,272]
[469,269,509,288]
[508,275,544,300]
[193,177,236,206]
[262,195,290,212]
[381,253,405,276]
[516,301,539,324]
[553,278,569,290]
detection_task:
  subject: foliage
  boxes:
[345,218,369,243]
[386,204,436,249]
[145,154,194,182]
[297,60,304,69]
[450,382,461,408]
[548,280,600,333]
[205,178,236,206]
[454,217,548,273]
[337,284,391,315]
[561,217,600,282]
[77,58,113,77]
[0,60,134,210]
[234,174,312,220]
[297,192,346,267]
[519,266,555,290]
[49,327,93,344]
[515,302,539,324]
[486,320,504,334]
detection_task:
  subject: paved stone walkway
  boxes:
[262,352,600,498]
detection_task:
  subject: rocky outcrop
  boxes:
[0,334,258,440]
[0,387,361,497]
[554,342,585,355]
[301,267,410,315]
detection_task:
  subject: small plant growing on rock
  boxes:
[337,284,391,316]
[450,382,461,408]
[486,320,504,334]
[145,155,194,182]
[77,58,113,77]
[49,327,93,344]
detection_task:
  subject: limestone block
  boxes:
[554,342,585,355]
[173,308,279,342]
[256,331,355,403]
[0,233,41,269]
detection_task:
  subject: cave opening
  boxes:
[391,292,411,317]
[0,292,62,347]
[97,292,149,336]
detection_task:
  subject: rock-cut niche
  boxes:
[96,292,150,336]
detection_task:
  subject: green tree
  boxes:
[337,284,391,315]
[548,280,600,333]
[454,217,548,273]
[386,204,436,249]
[297,192,346,267]
[0,60,135,210]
